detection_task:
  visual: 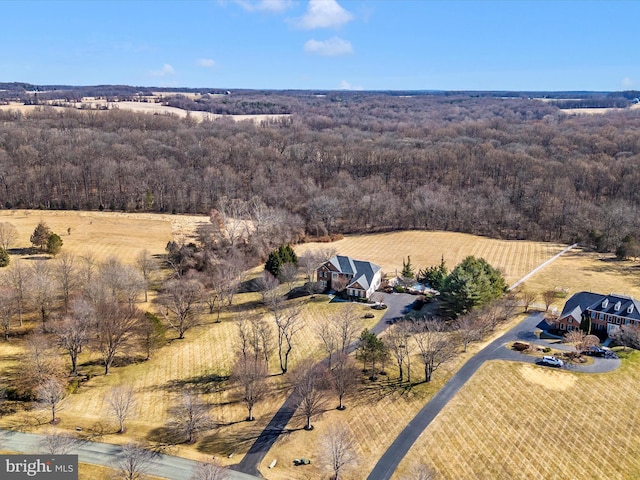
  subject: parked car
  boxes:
[582,346,607,357]
[540,355,564,368]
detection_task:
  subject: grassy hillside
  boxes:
[394,353,640,479]
[2,212,640,478]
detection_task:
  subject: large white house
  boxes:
[317,255,382,299]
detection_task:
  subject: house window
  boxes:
[568,318,573,323]
[560,324,565,330]
[616,318,621,324]
[591,311,596,319]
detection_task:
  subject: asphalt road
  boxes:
[0,429,259,480]
[234,293,416,477]
[366,312,621,480]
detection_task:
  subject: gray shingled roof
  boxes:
[560,291,640,322]
[327,255,381,291]
[560,291,604,319]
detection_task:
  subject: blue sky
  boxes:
[1,0,639,91]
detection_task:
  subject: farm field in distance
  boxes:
[2,211,640,479]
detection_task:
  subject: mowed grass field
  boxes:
[297,231,566,288]
[394,353,640,480]
[0,209,210,264]
[4,212,640,479]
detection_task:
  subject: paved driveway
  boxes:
[366,312,622,480]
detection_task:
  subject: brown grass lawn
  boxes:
[394,352,640,480]
[517,247,640,312]
[4,215,640,479]
[297,231,566,288]
[0,209,209,265]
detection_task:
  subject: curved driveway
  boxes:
[366,312,621,480]
[234,293,416,477]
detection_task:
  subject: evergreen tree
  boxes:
[264,244,298,278]
[30,221,51,251]
[439,256,507,318]
[47,233,63,256]
[580,311,592,335]
[0,247,9,267]
[418,256,448,290]
[401,256,415,279]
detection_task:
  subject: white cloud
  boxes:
[197,58,216,68]
[295,0,353,29]
[235,0,292,12]
[339,80,363,90]
[150,64,175,77]
[621,77,635,89]
[304,37,353,56]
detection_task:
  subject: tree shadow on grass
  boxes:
[161,372,231,395]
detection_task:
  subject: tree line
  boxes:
[3,94,640,249]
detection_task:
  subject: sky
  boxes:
[1,0,639,91]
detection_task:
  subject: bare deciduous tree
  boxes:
[189,461,228,480]
[257,270,280,305]
[270,302,304,374]
[321,423,357,480]
[232,354,269,421]
[413,319,457,383]
[329,353,360,410]
[159,278,204,339]
[94,301,141,375]
[278,262,299,292]
[37,376,66,424]
[29,259,55,329]
[205,261,242,323]
[402,462,437,480]
[0,222,18,251]
[456,312,483,353]
[39,429,77,455]
[295,367,327,430]
[236,315,273,370]
[108,386,136,433]
[3,259,29,326]
[54,252,77,313]
[135,249,157,303]
[385,323,413,382]
[168,390,213,444]
[542,290,556,312]
[521,290,537,313]
[118,442,153,480]
[0,287,15,341]
[55,299,93,375]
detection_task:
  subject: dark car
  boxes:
[582,346,607,357]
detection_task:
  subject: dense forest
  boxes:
[2,89,640,254]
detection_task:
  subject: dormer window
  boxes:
[628,305,635,314]
[602,299,609,308]
[615,301,622,311]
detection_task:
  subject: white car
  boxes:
[540,355,564,368]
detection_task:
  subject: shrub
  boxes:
[0,247,9,267]
[394,285,406,293]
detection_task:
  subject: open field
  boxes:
[516,247,640,312]
[0,210,209,265]
[559,103,640,115]
[297,231,566,288]
[260,316,529,480]
[0,101,290,124]
[394,352,640,479]
[3,213,640,478]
